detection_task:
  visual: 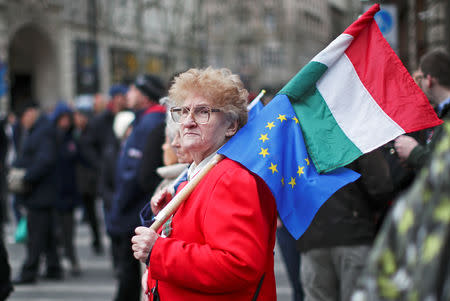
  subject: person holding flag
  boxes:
[132,67,278,300]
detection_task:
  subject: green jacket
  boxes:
[352,122,450,301]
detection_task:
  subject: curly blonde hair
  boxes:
[169,67,249,130]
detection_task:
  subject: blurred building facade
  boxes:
[0,0,197,113]
[0,0,448,113]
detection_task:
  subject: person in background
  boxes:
[138,97,193,228]
[93,93,106,115]
[0,115,8,240]
[296,148,393,301]
[107,74,166,301]
[5,113,24,227]
[351,122,450,301]
[395,49,450,169]
[51,102,81,276]
[0,114,12,300]
[277,218,304,301]
[100,110,134,276]
[86,84,129,254]
[73,99,103,255]
[0,237,13,300]
[11,101,62,284]
[86,84,128,174]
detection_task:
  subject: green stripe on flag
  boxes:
[278,61,362,173]
[279,61,329,103]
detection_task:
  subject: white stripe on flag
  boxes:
[311,34,353,67]
[317,53,405,153]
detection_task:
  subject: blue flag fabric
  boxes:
[248,99,264,121]
[219,95,360,239]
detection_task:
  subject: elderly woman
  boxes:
[131,67,277,300]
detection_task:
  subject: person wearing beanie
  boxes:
[12,101,63,284]
[106,75,166,301]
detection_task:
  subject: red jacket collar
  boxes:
[144,103,166,115]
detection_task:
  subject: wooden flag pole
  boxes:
[150,154,225,231]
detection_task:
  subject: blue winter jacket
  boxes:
[51,102,80,211]
[14,115,58,209]
[106,106,165,235]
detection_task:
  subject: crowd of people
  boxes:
[0,48,448,301]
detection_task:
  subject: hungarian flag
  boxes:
[279,3,442,173]
[219,4,442,239]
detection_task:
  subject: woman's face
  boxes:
[162,134,178,166]
[179,93,236,164]
[171,131,192,164]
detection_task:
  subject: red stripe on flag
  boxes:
[343,4,379,37]
[344,17,442,133]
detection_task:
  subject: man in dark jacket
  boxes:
[395,49,450,169]
[12,101,62,284]
[297,149,393,301]
[87,84,128,165]
[73,101,103,255]
[106,74,166,301]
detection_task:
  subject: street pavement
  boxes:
[4,209,294,301]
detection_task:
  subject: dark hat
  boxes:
[16,100,39,117]
[134,74,166,101]
[109,84,128,97]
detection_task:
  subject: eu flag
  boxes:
[218,95,360,239]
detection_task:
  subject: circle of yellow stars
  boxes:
[257,113,310,189]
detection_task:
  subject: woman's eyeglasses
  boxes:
[170,106,221,124]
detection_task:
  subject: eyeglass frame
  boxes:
[170,105,222,124]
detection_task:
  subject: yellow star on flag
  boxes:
[277,114,287,122]
[259,148,269,158]
[266,122,275,130]
[305,158,310,165]
[288,177,296,189]
[268,163,278,174]
[259,133,269,143]
[292,116,299,124]
[281,177,285,186]
[297,166,305,177]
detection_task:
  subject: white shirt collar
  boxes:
[187,151,218,181]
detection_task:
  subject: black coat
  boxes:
[297,149,394,252]
[74,124,98,198]
[98,136,120,212]
[14,115,58,209]
[106,108,165,236]
[54,128,80,211]
[85,109,117,170]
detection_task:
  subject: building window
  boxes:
[264,10,277,33]
[262,47,283,67]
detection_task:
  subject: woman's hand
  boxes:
[150,188,172,215]
[131,226,160,263]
